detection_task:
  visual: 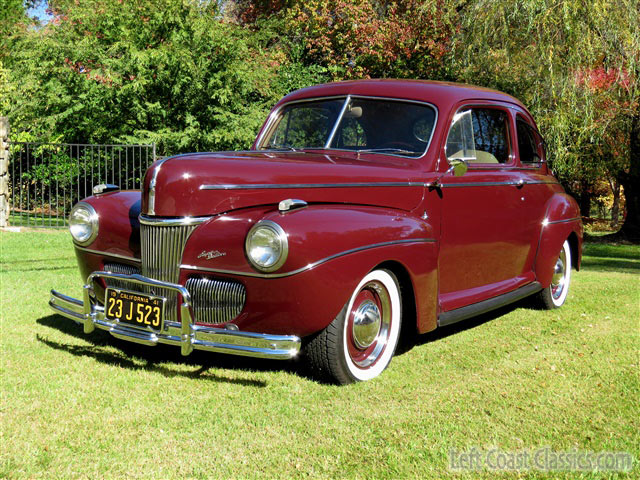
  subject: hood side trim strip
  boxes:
[200,182,426,190]
[182,238,436,279]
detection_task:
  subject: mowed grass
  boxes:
[1,230,638,479]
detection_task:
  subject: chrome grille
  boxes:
[141,223,198,283]
[186,277,246,325]
[140,222,198,322]
[103,262,141,291]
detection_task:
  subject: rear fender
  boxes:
[534,194,583,288]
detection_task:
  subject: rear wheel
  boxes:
[537,239,572,309]
[306,269,402,384]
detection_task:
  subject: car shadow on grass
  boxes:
[580,257,639,274]
[583,243,640,260]
[397,301,525,355]
[36,314,309,387]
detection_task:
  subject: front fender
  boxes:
[80,191,142,257]
[74,191,141,282]
[534,193,583,288]
[181,205,438,336]
[182,205,435,276]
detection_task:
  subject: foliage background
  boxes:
[1,0,639,237]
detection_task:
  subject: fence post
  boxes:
[0,117,9,228]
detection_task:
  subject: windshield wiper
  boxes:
[357,148,419,155]
[268,145,302,152]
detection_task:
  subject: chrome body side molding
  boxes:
[437,282,542,327]
[439,180,559,188]
[544,217,581,225]
[200,182,426,190]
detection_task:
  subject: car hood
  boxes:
[141,151,427,217]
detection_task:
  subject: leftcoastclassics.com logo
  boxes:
[449,447,633,472]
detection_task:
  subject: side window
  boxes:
[446,108,510,164]
[516,118,543,164]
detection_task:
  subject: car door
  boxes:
[513,112,559,272]
[437,103,536,312]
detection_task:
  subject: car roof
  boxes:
[277,79,527,112]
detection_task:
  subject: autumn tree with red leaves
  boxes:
[284,0,458,80]
[227,0,459,80]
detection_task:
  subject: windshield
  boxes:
[259,96,437,158]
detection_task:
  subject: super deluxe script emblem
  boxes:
[197,250,227,260]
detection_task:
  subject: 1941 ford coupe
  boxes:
[50,80,582,384]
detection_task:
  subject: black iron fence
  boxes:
[8,142,155,227]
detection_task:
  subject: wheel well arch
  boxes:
[376,260,418,341]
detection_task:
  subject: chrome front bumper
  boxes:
[49,271,301,359]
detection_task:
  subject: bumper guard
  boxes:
[49,271,301,359]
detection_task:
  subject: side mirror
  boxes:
[432,158,468,188]
[449,158,468,177]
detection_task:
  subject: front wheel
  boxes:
[537,239,572,309]
[306,269,402,384]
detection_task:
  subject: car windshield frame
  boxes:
[256,95,438,159]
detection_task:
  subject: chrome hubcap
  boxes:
[551,249,567,300]
[352,300,381,349]
[347,281,392,369]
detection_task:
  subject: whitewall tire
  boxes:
[306,269,402,384]
[538,240,572,309]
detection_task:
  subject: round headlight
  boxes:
[69,202,99,245]
[245,220,288,272]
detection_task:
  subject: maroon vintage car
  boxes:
[50,80,582,384]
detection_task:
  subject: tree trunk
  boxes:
[608,177,620,228]
[619,110,640,242]
[611,183,620,228]
[578,180,592,218]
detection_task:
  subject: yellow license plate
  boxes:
[105,288,165,331]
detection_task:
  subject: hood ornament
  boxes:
[197,250,227,260]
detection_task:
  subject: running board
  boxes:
[437,282,542,327]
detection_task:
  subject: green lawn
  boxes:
[8,213,68,228]
[1,231,638,479]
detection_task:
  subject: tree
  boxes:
[455,0,639,239]
[228,0,459,81]
[1,0,42,115]
[0,0,41,41]
[4,0,318,154]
